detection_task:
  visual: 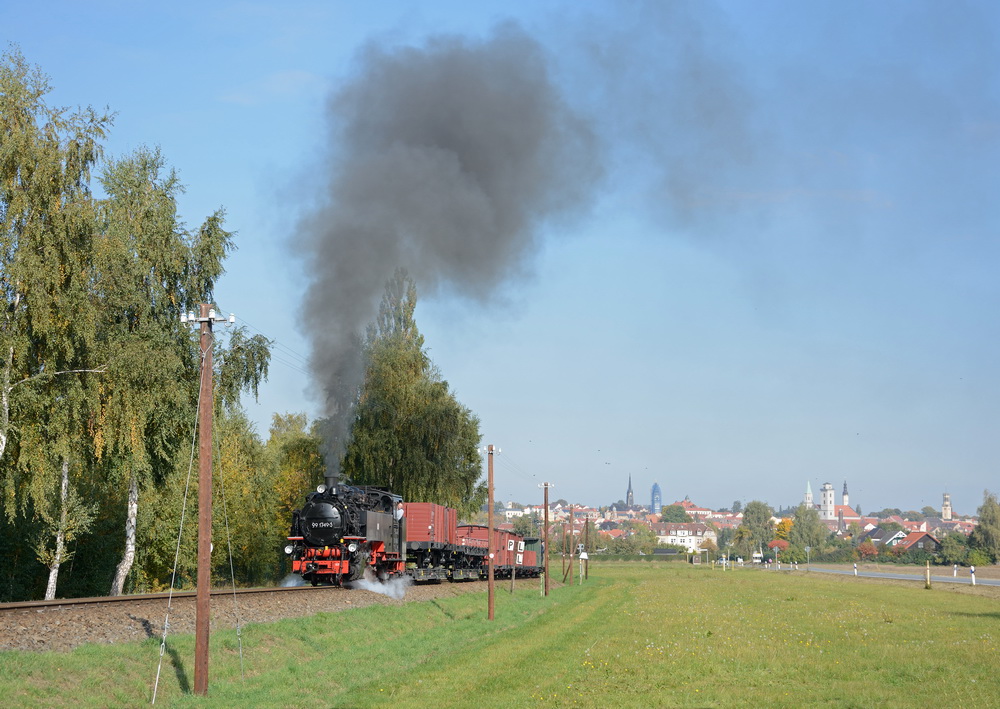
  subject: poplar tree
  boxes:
[341,271,485,516]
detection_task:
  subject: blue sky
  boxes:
[6,1,999,516]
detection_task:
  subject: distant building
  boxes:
[898,532,940,553]
[942,493,953,521]
[670,497,714,521]
[651,483,662,514]
[626,475,634,507]
[653,522,717,553]
[820,482,836,520]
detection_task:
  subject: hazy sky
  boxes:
[7,1,999,516]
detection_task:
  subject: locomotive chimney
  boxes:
[325,471,337,491]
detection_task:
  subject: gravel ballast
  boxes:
[0,578,539,653]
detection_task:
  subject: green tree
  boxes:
[732,500,742,514]
[939,531,968,566]
[267,413,325,536]
[211,409,281,585]
[342,271,485,516]
[846,521,863,544]
[609,522,656,555]
[0,48,112,598]
[921,506,938,519]
[512,512,539,537]
[739,500,774,549]
[660,504,692,523]
[732,526,754,559]
[968,491,1000,563]
[789,503,829,550]
[95,147,270,595]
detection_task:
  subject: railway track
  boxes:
[0,579,504,653]
[0,583,330,614]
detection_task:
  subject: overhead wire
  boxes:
[213,417,246,683]
[152,347,206,705]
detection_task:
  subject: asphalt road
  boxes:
[801,565,999,587]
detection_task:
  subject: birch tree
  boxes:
[0,49,111,598]
[96,147,269,595]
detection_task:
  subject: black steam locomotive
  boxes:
[285,480,406,586]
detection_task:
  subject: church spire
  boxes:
[626,474,634,507]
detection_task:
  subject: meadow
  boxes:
[1,562,998,708]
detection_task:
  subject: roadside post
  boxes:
[971,565,976,586]
[853,563,858,576]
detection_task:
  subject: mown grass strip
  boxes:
[1,564,998,708]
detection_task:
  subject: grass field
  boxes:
[2,563,999,708]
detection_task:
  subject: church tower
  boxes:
[804,481,813,508]
[842,481,849,508]
[942,493,953,521]
[820,482,835,520]
[626,475,634,508]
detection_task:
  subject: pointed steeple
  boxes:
[626,474,634,507]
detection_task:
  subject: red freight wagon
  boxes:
[403,502,456,545]
[457,524,524,579]
[404,502,459,581]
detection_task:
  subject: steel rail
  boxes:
[0,584,335,613]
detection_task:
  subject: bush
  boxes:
[967,549,993,567]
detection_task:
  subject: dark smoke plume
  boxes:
[297,23,602,474]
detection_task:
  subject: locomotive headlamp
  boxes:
[348,542,358,553]
[317,484,327,493]
[284,544,293,555]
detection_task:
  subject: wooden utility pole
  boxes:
[194,303,214,696]
[486,444,495,621]
[539,482,552,596]
[568,503,574,586]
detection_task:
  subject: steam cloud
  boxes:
[297,22,602,471]
[349,572,413,600]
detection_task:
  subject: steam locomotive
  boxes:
[285,480,543,586]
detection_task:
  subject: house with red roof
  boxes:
[898,531,940,553]
[669,497,714,521]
